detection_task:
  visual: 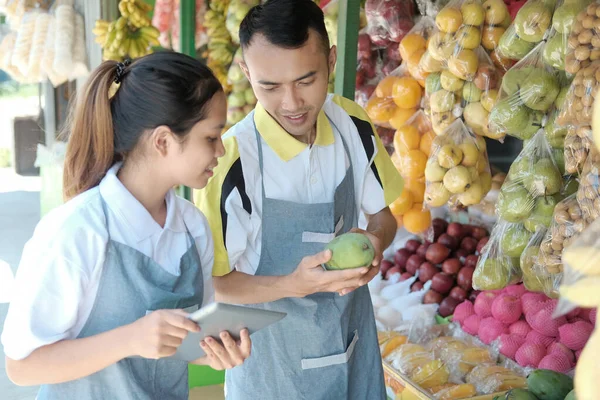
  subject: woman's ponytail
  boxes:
[62,61,119,201]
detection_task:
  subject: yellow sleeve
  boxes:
[332,95,404,206]
[194,136,240,277]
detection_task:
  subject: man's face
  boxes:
[241,29,336,141]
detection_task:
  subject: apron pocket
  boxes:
[300,330,359,370]
[301,216,345,244]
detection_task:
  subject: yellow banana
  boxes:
[118,37,131,58]
[116,16,128,30]
[139,26,160,39]
[118,1,130,17]
[105,29,118,50]
[92,26,108,36]
[94,34,107,45]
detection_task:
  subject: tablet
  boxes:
[168,302,287,362]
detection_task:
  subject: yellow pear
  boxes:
[448,50,479,81]
[436,7,463,33]
[425,182,452,207]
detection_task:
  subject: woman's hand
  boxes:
[195,329,251,370]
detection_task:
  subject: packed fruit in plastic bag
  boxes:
[473,220,524,290]
[364,0,415,46]
[497,0,559,61]
[574,146,600,221]
[520,227,558,293]
[423,119,492,208]
[401,16,438,83]
[557,60,600,126]
[489,43,562,141]
[466,364,527,393]
[564,126,593,174]
[365,64,423,128]
[564,0,600,75]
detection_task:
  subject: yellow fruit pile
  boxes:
[389,111,435,234]
[366,74,423,129]
[93,0,159,62]
[399,17,437,84]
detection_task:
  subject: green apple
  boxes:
[519,111,545,141]
[545,112,568,148]
[553,2,587,34]
[514,1,553,43]
[473,258,512,290]
[543,32,567,70]
[501,66,535,96]
[524,195,558,232]
[519,69,560,111]
[508,156,532,182]
[441,70,465,92]
[497,184,534,222]
[525,158,562,196]
[555,86,569,109]
[489,98,531,134]
[498,28,536,60]
[430,89,456,113]
[501,224,533,257]
[463,82,482,102]
[426,72,442,95]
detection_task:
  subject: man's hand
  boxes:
[287,250,373,298]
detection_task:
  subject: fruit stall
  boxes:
[4,0,600,399]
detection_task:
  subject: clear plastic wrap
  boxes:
[489,43,562,140]
[225,0,259,45]
[564,126,592,174]
[557,60,600,127]
[365,0,415,46]
[423,119,492,209]
[355,30,383,108]
[365,64,423,128]
[401,16,437,84]
[575,146,600,222]
[497,0,557,61]
[496,130,563,225]
[564,1,600,76]
[520,227,558,293]
[466,364,528,394]
[472,220,524,291]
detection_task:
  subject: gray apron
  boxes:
[37,196,204,400]
[225,114,385,400]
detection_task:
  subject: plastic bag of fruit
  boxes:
[365,64,423,129]
[557,60,600,127]
[536,194,588,295]
[355,30,385,108]
[400,16,437,83]
[423,119,491,209]
[364,0,415,47]
[225,0,259,45]
[564,126,593,174]
[496,131,563,227]
[480,0,512,55]
[563,1,600,76]
[497,0,558,61]
[520,227,558,293]
[226,48,256,126]
[555,216,600,316]
[575,146,600,222]
[489,43,563,141]
[466,364,528,394]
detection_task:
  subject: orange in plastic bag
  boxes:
[403,203,431,234]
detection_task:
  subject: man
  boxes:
[195,0,403,398]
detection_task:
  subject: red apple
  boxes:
[394,248,412,269]
[442,258,462,275]
[357,34,372,59]
[431,272,455,294]
[438,233,459,250]
[416,242,431,258]
[449,286,468,302]
[426,243,451,264]
[411,281,424,292]
[454,249,468,260]
[380,259,394,275]
[471,226,488,240]
[385,266,402,280]
[405,239,421,253]
[447,222,465,240]
[464,254,479,269]
[461,237,478,254]
[477,237,490,254]
[419,262,438,283]
[406,255,424,275]
[433,218,449,233]
[439,296,461,317]
[457,266,475,291]
[399,272,414,281]
[423,289,444,304]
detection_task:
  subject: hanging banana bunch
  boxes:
[205,0,235,93]
[93,0,160,62]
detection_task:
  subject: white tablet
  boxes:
[168,302,287,362]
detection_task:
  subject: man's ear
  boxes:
[240,61,251,82]
[328,45,337,75]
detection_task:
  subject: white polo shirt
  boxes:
[2,163,215,361]
[195,94,404,277]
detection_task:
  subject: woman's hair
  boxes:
[61,51,223,200]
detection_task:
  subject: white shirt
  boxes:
[195,94,404,277]
[2,164,215,360]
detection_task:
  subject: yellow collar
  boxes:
[254,103,334,161]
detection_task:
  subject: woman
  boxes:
[2,52,250,399]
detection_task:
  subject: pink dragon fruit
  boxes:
[538,352,572,373]
[463,314,482,336]
[559,321,594,351]
[499,333,526,359]
[509,320,532,337]
[478,317,509,344]
[547,342,575,364]
[515,342,547,368]
[474,292,497,318]
[453,301,475,325]
[491,294,523,324]
[526,330,555,347]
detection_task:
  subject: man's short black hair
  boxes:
[239,0,330,54]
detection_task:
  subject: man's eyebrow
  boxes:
[257,71,317,86]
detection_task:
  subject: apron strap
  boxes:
[252,110,353,200]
